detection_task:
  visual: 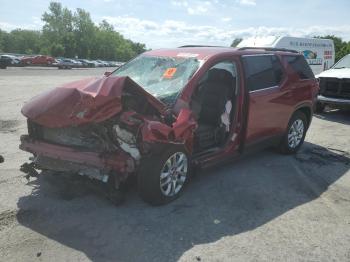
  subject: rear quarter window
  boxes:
[285,55,314,80]
[242,55,284,91]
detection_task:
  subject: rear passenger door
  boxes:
[242,54,289,145]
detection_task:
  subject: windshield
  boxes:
[333,54,350,69]
[113,55,201,104]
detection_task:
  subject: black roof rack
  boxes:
[178,45,225,48]
[238,47,299,53]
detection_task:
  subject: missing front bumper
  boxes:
[19,135,135,182]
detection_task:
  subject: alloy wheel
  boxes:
[159,152,188,197]
[287,119,304,148]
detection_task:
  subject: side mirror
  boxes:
[104,71,112,77]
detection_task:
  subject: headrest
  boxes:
[207,68,233,83]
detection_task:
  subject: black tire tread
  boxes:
[137,145,189,205]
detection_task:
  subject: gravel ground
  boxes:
[0,67,349,262]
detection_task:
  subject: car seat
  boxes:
[194,68,235,151]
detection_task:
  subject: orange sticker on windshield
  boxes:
[163,68,177,79]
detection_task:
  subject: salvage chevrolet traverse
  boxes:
[20,46,319,205]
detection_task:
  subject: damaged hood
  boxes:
[22,76,166,128]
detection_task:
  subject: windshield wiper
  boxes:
[333,66,347,69]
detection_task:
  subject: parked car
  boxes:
[92,60,104,67]
[0,55,21,67]
[56,59,83,69]
[0,55,13,69]
[19,46,318,205]
[115,61,124,67]
[106,61,119,67]
[71,59,83,68]
[96,60,109,67]
[56,59,75,69]
[21,55,56,65]
[315,54,350,111]
[77,59,95,68]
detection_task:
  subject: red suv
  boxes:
[19,46,319,205]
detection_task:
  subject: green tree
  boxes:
[42,2,75,57]
[1,29,41,54]
[50,43,65,57]
[0,1,147,61]
[230,38,243,47]
[73,8,96,58]
[0,29,7,52]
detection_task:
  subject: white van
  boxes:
[237,36,335,75]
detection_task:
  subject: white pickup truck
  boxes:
[316,54,350,112]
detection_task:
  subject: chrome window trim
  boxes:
[242,54,275,58]
[249,85,279,94]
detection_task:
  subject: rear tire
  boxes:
[278,111,307,154]
[137,145,190,205]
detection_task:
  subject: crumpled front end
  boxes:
[20,118,137,183]
[19,75,197,185]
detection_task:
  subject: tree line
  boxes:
[0,2,146,61]
[231,36,350,63]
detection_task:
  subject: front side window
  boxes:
[211,61,238,78]
[113,55,201,104]
[197,61,238,86]
[242,55,284,91]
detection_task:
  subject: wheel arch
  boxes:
[294,104,312,129]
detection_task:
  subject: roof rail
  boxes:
[238,47,299,53]
[178,45,225,48]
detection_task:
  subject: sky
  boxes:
[0,0,349,48]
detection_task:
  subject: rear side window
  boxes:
[242,55,284,91]
[285,55,314,80]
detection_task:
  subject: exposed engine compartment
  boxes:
[121,85,162,120]
[26,84,163,154]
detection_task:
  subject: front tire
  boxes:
[278,111,307,154]
[137,146,190,205]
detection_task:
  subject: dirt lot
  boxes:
[0,67,349,262]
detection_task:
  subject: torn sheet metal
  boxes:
[21,76,166,128]
[140,108,197,153]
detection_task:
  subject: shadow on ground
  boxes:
[16,142,349,262]
[314,109,350,125]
